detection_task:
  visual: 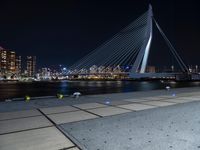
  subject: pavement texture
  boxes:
[1,87,200,150]
[61,101,200,150]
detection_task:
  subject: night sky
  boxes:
[0,0,200,69]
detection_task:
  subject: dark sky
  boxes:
[0,0,200,69]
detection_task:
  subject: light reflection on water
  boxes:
[60,80,68,93]
[0,80,200,100]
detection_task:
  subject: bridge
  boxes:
[68,5,189,79]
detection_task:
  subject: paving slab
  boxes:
[159,95,177,99]
[0,109,41,121]
[178,92,200,97]
[175,97,199,102]
[104,100,133,106]
[87,106,131,117]
[48,111,98,124]
[0,116,52,134]
[142,96,168,100]
[178,94,200,98]
[190,95,200,98]
[73,103,107,110]
[0,126,74,150]
[178,97,200,101]
[162,98,194,103]
[118,103,157,111]
[40,105,79,115]
[124,98,148,103]
[61,101,200,150]
[140,100,175,107]
[193,95,200,97]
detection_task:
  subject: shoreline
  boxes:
[1,85,200,102]
[0,86,199,102]
[1,86,200,149]
[1,77,200,83]
[1,86,200,111]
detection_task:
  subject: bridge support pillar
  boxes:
[130,4,153,77]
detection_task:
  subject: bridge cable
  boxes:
[153,18,189,73]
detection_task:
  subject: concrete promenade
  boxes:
[0,87,200,150]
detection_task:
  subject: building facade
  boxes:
[0,47,7,75]
[26,56,36,77]
[7,51,16,73]
[0,47,19,76]
[15,56,22,75]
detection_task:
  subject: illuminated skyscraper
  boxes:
[27,56,36,77]
[0,47,7,74]
[15,56,22,75]
[7,51,16,73]
[0,46,22,76]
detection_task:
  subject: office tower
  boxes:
[27,56,36,77]
[7,51,16,73]
[15,56,22,75]
[0,47,8,75]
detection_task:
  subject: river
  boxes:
[0,80,200,101]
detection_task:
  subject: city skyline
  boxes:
[0,0,200,68]
[1,45,200,74]
[0,46,37,77]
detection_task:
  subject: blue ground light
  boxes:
[172,93,176,97]
[105,101,110,104]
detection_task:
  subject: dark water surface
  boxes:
[0,80,200,101]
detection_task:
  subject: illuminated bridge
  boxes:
[68,5,189,79]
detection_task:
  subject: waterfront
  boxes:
[1,87,200,149]
[1,80,200,101]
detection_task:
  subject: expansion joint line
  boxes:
[37,109,82,150]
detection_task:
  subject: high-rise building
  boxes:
[0,47,2,75]
[15,56,22,75]
[7,51,16,73]
[0,47,7,74]
[0,46,23,77]
[26,56,36,77]
[41,68,51,79]
[0,47,19,75]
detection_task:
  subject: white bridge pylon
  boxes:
[131,4,153,74]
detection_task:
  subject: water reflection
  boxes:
[60,80,68,93]
[0,80,200,100]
